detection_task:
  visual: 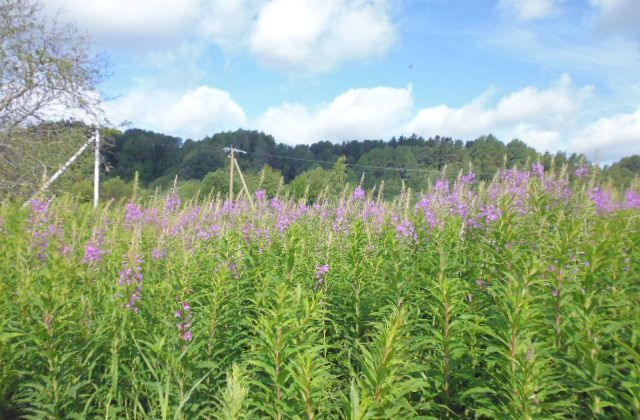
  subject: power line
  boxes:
[25,102,437,178]
[98,105,435,175]
[242,150,435,174]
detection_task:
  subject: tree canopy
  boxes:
[97,127,640,201]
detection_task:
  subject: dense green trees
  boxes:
[605,155,640,187]
[96,127,640,200]
[106,129,182,184]
[4,122,638,202]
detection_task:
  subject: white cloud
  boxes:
[45,0,396,74]
[91,78,636,162]
[46,0,262,47]
[509,124,563,152]
[252,76,633,159]
[589,0,640,42]
[249,0,396,74]
[498,0,558,21]
[405,74,593,151]
[255,86,413,144]
[570,107,640,162]
[198,0,265,48]
[46,0,263,47]
[104,86,247,140]
[45,0,200,45]
[487,28,640,116]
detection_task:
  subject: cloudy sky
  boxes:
[44,0,640,162]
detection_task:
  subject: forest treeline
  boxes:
[3,122,639,202]
[101,127,639,199]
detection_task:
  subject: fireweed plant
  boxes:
[0,164,639,419]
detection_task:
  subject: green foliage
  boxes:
[0,170,639,418]
[252,165,284,197]
[604,155,640,187]
[99,128,639,202]
[353,308,423,418]
[289,167,333,201]
[106,129,182,185]
[6,125,639,204]
[0,123,95,200]
[101,177,133,202]
[178,180,204,201]
[200,167,239,198]
[217,365,250,419]
[330,156,348,188]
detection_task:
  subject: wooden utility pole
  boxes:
[229,147,235,202]
[225,146,250,202]
[234,158,253,207]
[93,127,100,208]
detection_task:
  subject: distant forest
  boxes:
[5,122,638,202]
[100,128,640,199]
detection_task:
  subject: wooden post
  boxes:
[93,127,100,208]
[234,158,253,207]
[229,147,235,202]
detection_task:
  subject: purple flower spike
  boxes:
[255,189,267,201]
[31,199,51,214]
[125,203,144,225]
[152,248,166,260]
[165,194,181,212]
[177,301,194,342]
[316,264,330,279]
[624,189,640,209]
[532,163,545,177]
[588,188,616,214]
[396,219,417,240]
[28,198,59,260]
[416,197,439,228]
[481,204,502,223]
[575,166,590,179]
[314,264,330,290]
[119,256,144,312]
[434,179,449,193]
[83,244,105,264]
[460,172,476,185]
[353,186,365,201]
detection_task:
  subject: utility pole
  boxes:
[93,127,100,208]
[224,146,249,202]
[228,146,235,202]
[234,157,254,208]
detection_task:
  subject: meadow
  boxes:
[0,164,639,419]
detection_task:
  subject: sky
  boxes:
[43,0,640,162]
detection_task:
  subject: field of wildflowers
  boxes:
[0,164,639,418]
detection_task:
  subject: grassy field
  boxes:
[1,165,639,419]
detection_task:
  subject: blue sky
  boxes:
[45,0,640,162]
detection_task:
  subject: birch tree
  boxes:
[0,0,104,198]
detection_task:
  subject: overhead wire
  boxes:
[238,150,435,174]
[88,105,436,175]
